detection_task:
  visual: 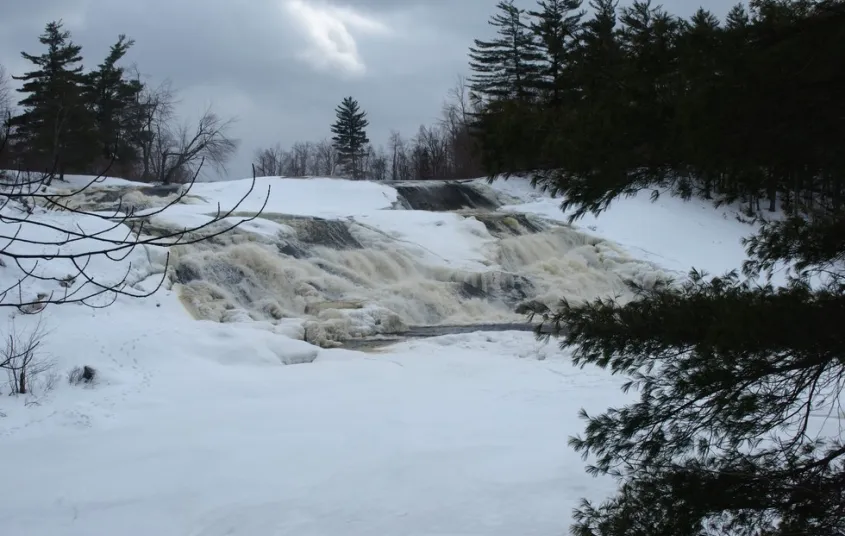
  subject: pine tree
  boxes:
[472,0,845,533]
[11,20,97,178]
[468,0,543,102]
[617,1,683,168]
[86,34,144,169]
[527,0,584,105]
[330,97,369,179]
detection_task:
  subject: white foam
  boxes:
[169,219,670,346]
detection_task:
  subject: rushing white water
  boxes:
[168,213,668,347]
[41,178,669,347]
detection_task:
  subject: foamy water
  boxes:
[45,178,671,347]
[168,218,669,347]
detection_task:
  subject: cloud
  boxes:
[282,0,390,76]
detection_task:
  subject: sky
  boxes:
[0,0,736,180]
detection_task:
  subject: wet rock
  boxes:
[276,240,308,258]
[392,181,500,211]
[474,213,547,236]
[173,261,202,284]
[284,218,362,250]
[458,281,488,299]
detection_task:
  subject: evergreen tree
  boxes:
[674,8,723,200]
[330,96,369,179]
[468,0,543,102]
[527,0,584,105]
[86,34,144,168]
[11,20,97,177]
[470,0,845,533]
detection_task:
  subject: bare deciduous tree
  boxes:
[128,74,177,182]
[0,65,12,156]
[289,141,312,177]
[155,107,238,184]
[314,138,337,176]
[1,316,50,395]
[0,64,10,119]
[363,145,388,181]
[254,144,285,176]
[440,74,482,179]
[388,130,409,181]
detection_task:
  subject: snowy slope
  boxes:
[0,174,768,536]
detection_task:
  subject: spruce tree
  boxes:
[468,0,543,102]
[330,96,369,179]
[86,34,144,168]
[11,20,97,177]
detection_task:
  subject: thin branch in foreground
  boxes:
[0,141,270,311]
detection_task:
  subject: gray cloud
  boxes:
[0,0,740,179]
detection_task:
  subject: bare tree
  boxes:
[0,64,10,120]
[289,141,313,177]
[155,107,238,184]
[446,74,471,124]
[364,145,388,181]
[439,74,482,179]
[0,65,13,162]
[128,74,177,182]
[0,130,269,316]
[305,143,323,176]
[1,316,49,395]
[388,130,410,181]
[254,144,285,176]
[314,138,337,176]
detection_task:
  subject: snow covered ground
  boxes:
[0,173,764,535]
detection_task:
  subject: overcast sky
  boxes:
[0,0,736,179]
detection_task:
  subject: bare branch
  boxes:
[156,106,238,183]
[0,135,269,311]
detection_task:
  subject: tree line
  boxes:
[0,20,237,183]
[465,0,845,534]
[470,0,845,216]
[254,77,483,181]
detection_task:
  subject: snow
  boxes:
[351,210,496,270]
[0,173,772,535]
[183,176,400,218]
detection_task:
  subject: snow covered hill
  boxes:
[0,173,763,536]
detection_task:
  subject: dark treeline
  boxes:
[466,0,845,534]
[254,77,483,181]
[0,21,237,183]
[471,0,845,217]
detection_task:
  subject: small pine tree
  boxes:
[330,96,369,179]
[468,0,543,102]
[11,20,97,178]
